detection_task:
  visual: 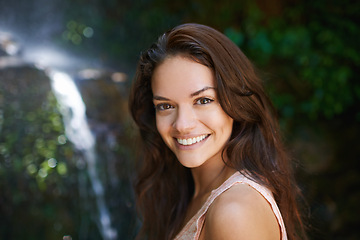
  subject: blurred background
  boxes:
[0,0,359,239]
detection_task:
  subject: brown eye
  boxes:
[155,103,174,111]
[196,98,214,105]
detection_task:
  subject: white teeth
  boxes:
[177,135,207,146]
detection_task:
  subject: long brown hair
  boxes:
[129,23,307,240]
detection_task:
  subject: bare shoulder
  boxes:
[203,183,280,240]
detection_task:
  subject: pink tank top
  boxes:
[174,171,288,240]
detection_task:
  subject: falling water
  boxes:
[49,70,117,240]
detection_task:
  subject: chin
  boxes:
[177,157,205,169]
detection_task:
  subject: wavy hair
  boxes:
[129,23,307,240]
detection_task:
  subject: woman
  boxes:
[129,23,307,240]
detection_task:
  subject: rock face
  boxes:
[76,68,130,125]
[0,33,137,239]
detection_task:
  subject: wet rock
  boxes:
[0,62,52,107]
[75,68,129,124]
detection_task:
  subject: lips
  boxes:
[176,134,209,146]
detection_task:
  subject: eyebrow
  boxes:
[153,95,170,101]
[153,86,216,101]
[190,86,216,97]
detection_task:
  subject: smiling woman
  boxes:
[129,23,308,240]
[152,56,233,170]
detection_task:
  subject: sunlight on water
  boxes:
[50,71,95,150]
[49,70,117,240]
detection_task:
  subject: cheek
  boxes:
[198,107,233,128]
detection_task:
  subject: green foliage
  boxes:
[223,1,360,121]
[0,67,72,188]
[58,0,183,66]
[0,66,80,239]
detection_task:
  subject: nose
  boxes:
[173,106,196,133]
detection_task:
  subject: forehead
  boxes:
[151,56,215,98]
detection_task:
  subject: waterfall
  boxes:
[49,70,117,240]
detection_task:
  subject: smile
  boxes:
[176,134,209,146]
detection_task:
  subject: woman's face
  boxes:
[151,55,233,169]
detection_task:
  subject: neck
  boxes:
[191,161,236,199]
